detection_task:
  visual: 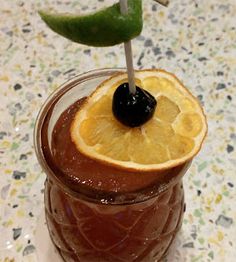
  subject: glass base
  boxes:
[44,178,184,262]
[35,210,184,262]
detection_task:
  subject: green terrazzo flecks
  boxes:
[0,0,236,261]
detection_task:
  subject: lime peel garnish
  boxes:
[39,0,142,47]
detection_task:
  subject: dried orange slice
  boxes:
[71,70,207,171]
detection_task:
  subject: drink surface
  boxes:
[42,94,190,194]
[41,96,188,200]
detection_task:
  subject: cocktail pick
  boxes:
[119,0,136,94]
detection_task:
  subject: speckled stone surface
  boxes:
[0,0,236,261]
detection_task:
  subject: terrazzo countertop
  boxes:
[0,0,236,261]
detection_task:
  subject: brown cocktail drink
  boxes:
[34,69,207,262]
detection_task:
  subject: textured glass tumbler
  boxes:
[34,69,189,262]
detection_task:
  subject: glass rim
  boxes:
[34,68,189,205]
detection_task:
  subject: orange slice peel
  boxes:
[71,69,207,171]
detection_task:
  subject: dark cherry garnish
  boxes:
[112,83,157,127]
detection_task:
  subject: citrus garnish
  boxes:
[70,70,207,171]
[39,0,142,47]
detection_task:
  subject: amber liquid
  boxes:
[41,98,187,262]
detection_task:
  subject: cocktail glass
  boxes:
[34,68,190,262]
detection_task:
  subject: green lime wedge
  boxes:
[39,0,142,47]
